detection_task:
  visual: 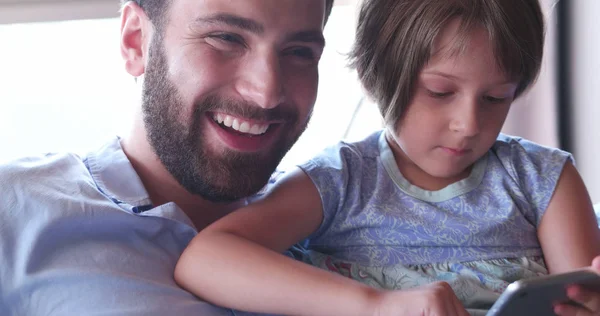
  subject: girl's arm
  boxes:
[538,161,600,274]
[174,167,381,316]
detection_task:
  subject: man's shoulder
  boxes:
[1,152,86,182]
[0,152,92,207]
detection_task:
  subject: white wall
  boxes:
[501,0,559,149]
[571,0,600,204]
[0,0,120,24]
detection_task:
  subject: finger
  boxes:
[452,298,470,316]
[435,286,458,316]
[592,256,600,271]
[554,302,592,316]
[442,283,462,316]
[446,290,469,316]
[440,282,469,316]
[444,294,461,316]
[566,284,600,313]
[428,282,457,316]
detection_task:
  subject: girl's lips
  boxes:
[440,147,470,156]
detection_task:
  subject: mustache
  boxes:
[195,95,298,123]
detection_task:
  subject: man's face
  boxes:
[141,0,326,202]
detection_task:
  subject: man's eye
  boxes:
[209,33,244,45]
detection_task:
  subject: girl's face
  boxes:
[387,20,518,190]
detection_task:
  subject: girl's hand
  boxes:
[372,282,470,316]
[554,256,600,316]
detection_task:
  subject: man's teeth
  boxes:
[213,114,269,135]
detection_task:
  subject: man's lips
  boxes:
[210,112,278,136]
[206,113,282,152]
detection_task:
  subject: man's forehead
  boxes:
[172,0,327,31]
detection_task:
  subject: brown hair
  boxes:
[121,0,335,31]
[348,0,545,126]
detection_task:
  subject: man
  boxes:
[0,0,333,315]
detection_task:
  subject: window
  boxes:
[0,18,135,160]
[0,4,381,170]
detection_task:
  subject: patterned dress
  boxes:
[297,130,572,314]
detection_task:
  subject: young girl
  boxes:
[175,0,600,315]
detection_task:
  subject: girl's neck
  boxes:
[384,131,473,191]
[399,159,472,191]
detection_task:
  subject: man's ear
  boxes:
[120,2,152,77]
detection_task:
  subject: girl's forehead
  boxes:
[423,37,514,85]
[423,20,514,81]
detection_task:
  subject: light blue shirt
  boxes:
[0,137,235,315]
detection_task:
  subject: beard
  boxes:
[141,34,309,202]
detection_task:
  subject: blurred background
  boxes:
[0,0,598,203]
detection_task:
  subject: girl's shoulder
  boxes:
[487,134,574,226]
[491,134,573,169]
[302,130,384,171]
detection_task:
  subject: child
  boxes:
[175,0,600,315]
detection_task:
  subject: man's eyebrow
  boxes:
[193,13,264,34]
[286,30,326,48]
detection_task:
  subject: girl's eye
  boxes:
[427,90,453,98]
[288,47,316,60]
[483,95,508,103]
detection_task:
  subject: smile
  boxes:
[212,113,271,136]
[207,112,281,153]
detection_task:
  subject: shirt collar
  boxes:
[84,137,197,229]
[85,137,152,208]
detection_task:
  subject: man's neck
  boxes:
[120,122,245,231]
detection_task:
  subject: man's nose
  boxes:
[236,51,285,109]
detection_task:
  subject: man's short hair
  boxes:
[121,0,335,30]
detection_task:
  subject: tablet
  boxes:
[487,268,600,316]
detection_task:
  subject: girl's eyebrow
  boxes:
[422,70,462,81]
[422,70,516,85]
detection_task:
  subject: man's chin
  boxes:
[197,180,268,202]
[197,163,275,200]
[213,144,275,160]
[197,142,291,200]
